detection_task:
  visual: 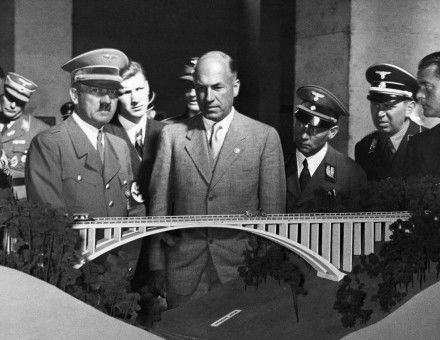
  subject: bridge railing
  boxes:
[71,211,411,274]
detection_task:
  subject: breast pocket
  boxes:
[61,169,100,211]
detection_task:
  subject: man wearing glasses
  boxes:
[26,48,140,218]
[285,85,366,212]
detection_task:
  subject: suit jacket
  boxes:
[148,111,286,295]
[355,120,425,180]
[106,117,164,207]
[405,123,440,177]
[286,145,367,212]
[25,116,134,218]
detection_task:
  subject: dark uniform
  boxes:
[1,114,48,198]
[286,85,367,212]
[355,63,424,180]
[0,72,48,199]
[355,120,425,180]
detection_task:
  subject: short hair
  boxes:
[120,60,146,80]
[418,52,440,76]
[196,51,238,78]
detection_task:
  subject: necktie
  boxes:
[135,129,143,158]
[299,158,311,191]
[384,138,395,163]
[209,123,222,159]
[97,130,104,163]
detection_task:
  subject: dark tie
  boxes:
[384,138,395,163]
[135,129,143,158]
[299,158,311,191]
[97,130,104,163]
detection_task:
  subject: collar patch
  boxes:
[325,163,336,182]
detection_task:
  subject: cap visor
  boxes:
[367,92,407,103]
[5,88,29,102]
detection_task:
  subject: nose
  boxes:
[101,94,111,103]
[189,88,196,98]
[10,101,16,109]
[205,87,214,102]
[416,87,425,102]
[131,90,141,103]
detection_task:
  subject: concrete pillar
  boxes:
[295,0,351,153]
[0,0,72,123]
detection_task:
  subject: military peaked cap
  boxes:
[295,85,348,129]
[62,48,129,89]
[180,57,199,81]
[4,72,37,103]
[366,63,418,103]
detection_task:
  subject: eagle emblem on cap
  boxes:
[311,91,325,102]
[102,54,117,62]
[375,71,391,80]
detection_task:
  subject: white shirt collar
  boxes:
[72,112,103,150]
[118,113,147,145]
[202,107,235,136]
[389,119,409,151]
[296,143,328,178]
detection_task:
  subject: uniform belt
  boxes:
[12,178,25,186]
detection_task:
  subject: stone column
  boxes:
[0,0,72,123]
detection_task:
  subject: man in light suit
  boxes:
[148,51,286,308]
[285,85,366,212]
[26,49,141,218]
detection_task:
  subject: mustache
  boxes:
[99,103,112,112]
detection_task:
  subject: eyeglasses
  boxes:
[80,85,119,98]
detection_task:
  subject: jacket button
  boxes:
[208,196,214,201]
[209,239,213,244]
[105,183,110,189]
[77,175,82,181]
[108,201,114,207]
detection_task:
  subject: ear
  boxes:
[405,100,416,117]
[233,78,240,98]
[327,125,339,140]
[69,87,79,104]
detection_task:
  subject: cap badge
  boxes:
[376,71,391,80]
[17,77,34,88]
[310,105,316,111]
[325,163,336,182]
[378,82,387,89]
[311,91,325,102]
[102,54,117,62]
[311,116,321,126]
[368,138,378,154]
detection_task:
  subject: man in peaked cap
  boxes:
[26,48,143,219]
[0,72,49,199]
[355,63,425,181]
[163,57,201,124]
[285,85,366,212]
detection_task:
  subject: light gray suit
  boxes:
[148,111,286,299]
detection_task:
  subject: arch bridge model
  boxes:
[72,211,410,282]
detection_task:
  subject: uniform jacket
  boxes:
[1,114,49,179]
[106,117,164,207]
[286,145,367,212]
[25,116,134,218]
[404,123,440,177]
[355,120,425,180]
[148,111,286,295]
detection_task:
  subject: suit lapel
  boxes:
[184,116,212,184]
[65,117,102,173]
[103,133,121,183]
[392,120,419,174]
[210,112,246,189]
[286,152,301,203]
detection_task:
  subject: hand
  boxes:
[0,151,11,176]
